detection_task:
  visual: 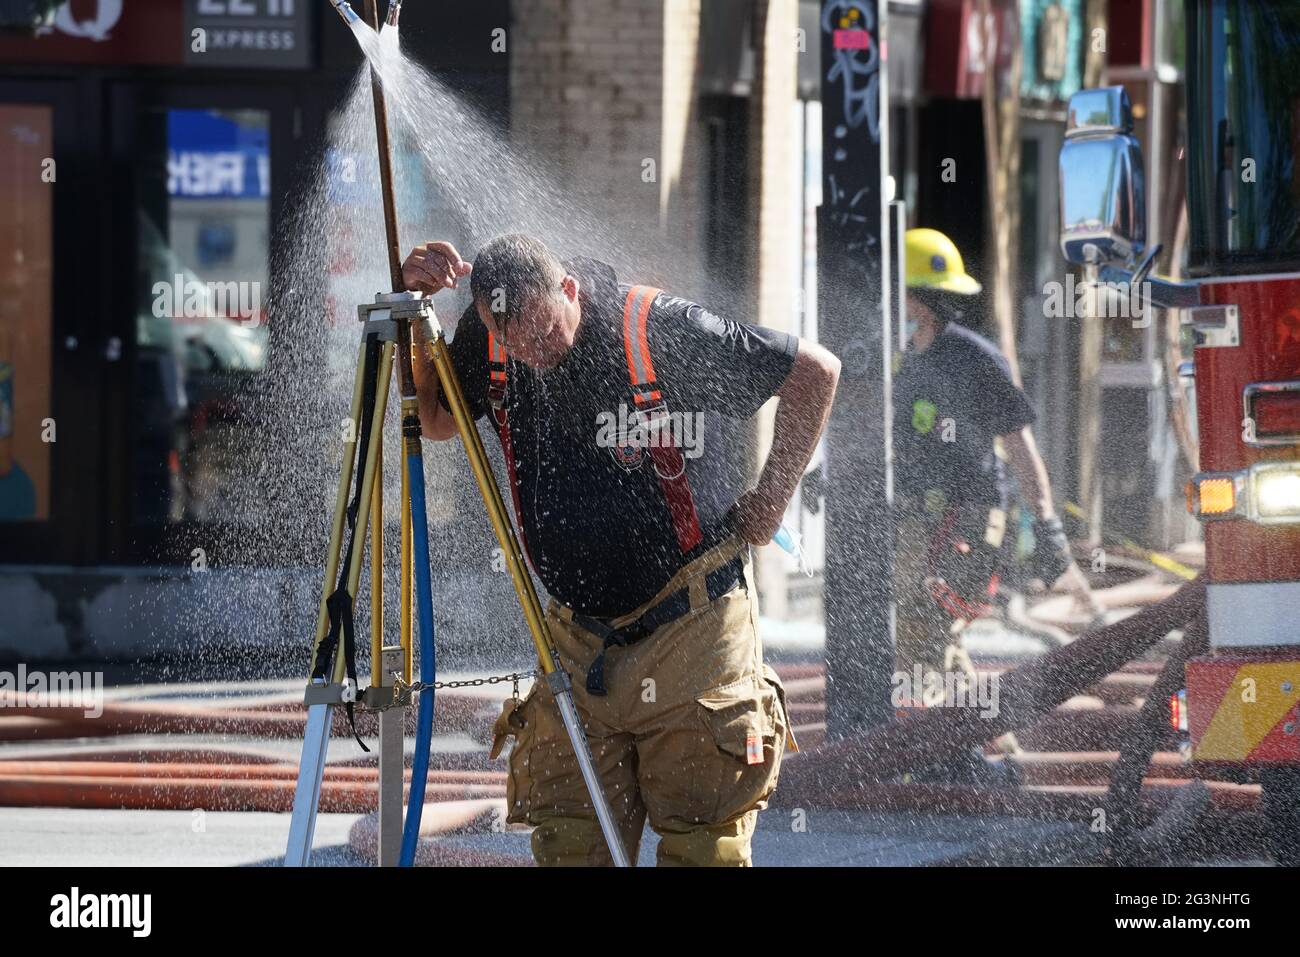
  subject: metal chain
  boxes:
[408,669,538,695]
[359,669,538,713]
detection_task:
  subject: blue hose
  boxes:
[399,447,437,866]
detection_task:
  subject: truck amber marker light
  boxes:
[1185,473,1242,520]
[1186,464,1300,525]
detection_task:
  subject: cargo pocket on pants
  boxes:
[694,674,784,825]
[760,662,796,756]
[501,684,542,825]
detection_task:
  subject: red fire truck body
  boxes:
[1061,1,1300,860]
[1185,272,1300,766]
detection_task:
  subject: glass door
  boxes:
[0,79,93,565]
[107,82,298,565]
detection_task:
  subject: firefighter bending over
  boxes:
[404,234,840,866]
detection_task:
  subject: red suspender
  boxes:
[622,285,703,553]
[486,333,534,569]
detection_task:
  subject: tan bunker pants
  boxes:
[493,538,790,866]
[894,501,1005,702]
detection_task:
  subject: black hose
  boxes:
[1103,611,1208,864]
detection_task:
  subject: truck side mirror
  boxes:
[1058,86,1147,266]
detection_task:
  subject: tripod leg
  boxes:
[308,340,368,678]
[335,342,394,683]
[285,701,332,866]
[371,428,384,681]
[287,338,373,867]
[287,338,391,866]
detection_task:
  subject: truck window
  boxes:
[1187,0,1300,275]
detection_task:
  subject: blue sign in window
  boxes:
[167,109,269,200]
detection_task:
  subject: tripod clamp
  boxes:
[303,676,357,706]
[356,290,443,346]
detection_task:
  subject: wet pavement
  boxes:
[0,805,1092,867]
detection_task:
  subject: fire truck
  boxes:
[1058,0,1300,864]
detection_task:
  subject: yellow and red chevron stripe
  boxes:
[1187,656,1300,763]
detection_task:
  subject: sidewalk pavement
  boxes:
[0,805,1092,867]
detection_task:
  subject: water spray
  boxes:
[286,0,630,869]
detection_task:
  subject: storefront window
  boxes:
[1187,0,1300,274]
[133,107,270,524]
[0,104,53,522]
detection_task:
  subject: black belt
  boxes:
[572,556,745,696]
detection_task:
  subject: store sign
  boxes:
[167,109,270,199]
[924,0,1082,103]
[168,149,269,198]
[184,0,312,69]
[0,1,184,65]
[924,0,1017,100]
[0,0,313,67]
[37,0,122,40]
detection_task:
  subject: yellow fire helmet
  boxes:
[904,228,982,295]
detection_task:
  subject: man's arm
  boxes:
[1001,426,1055,520]
[1002,426,1099,607]
[731,339,841,545]
[411,321,460,441]
[401,241,473,442]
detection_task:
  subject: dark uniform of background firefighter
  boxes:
[894,228,1097,709]
[403,234,840,866]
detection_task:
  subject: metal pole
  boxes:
[818,0,894,738]
[377,645,405,867]
[371,404,406,867]
[362,0,405,296]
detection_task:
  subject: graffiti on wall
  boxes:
[821,0,881,256]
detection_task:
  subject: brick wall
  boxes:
[508,0,705,288]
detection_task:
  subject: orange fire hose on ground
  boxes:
[0,580,1251,862]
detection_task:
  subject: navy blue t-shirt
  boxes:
[438,258,797,617]
[893,322,1036,508]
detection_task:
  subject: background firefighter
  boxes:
[893,228,1097,710]
[403,234,840,866]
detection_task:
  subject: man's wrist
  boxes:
[752,474,793,516]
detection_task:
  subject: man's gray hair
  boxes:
[470,234,566,330]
